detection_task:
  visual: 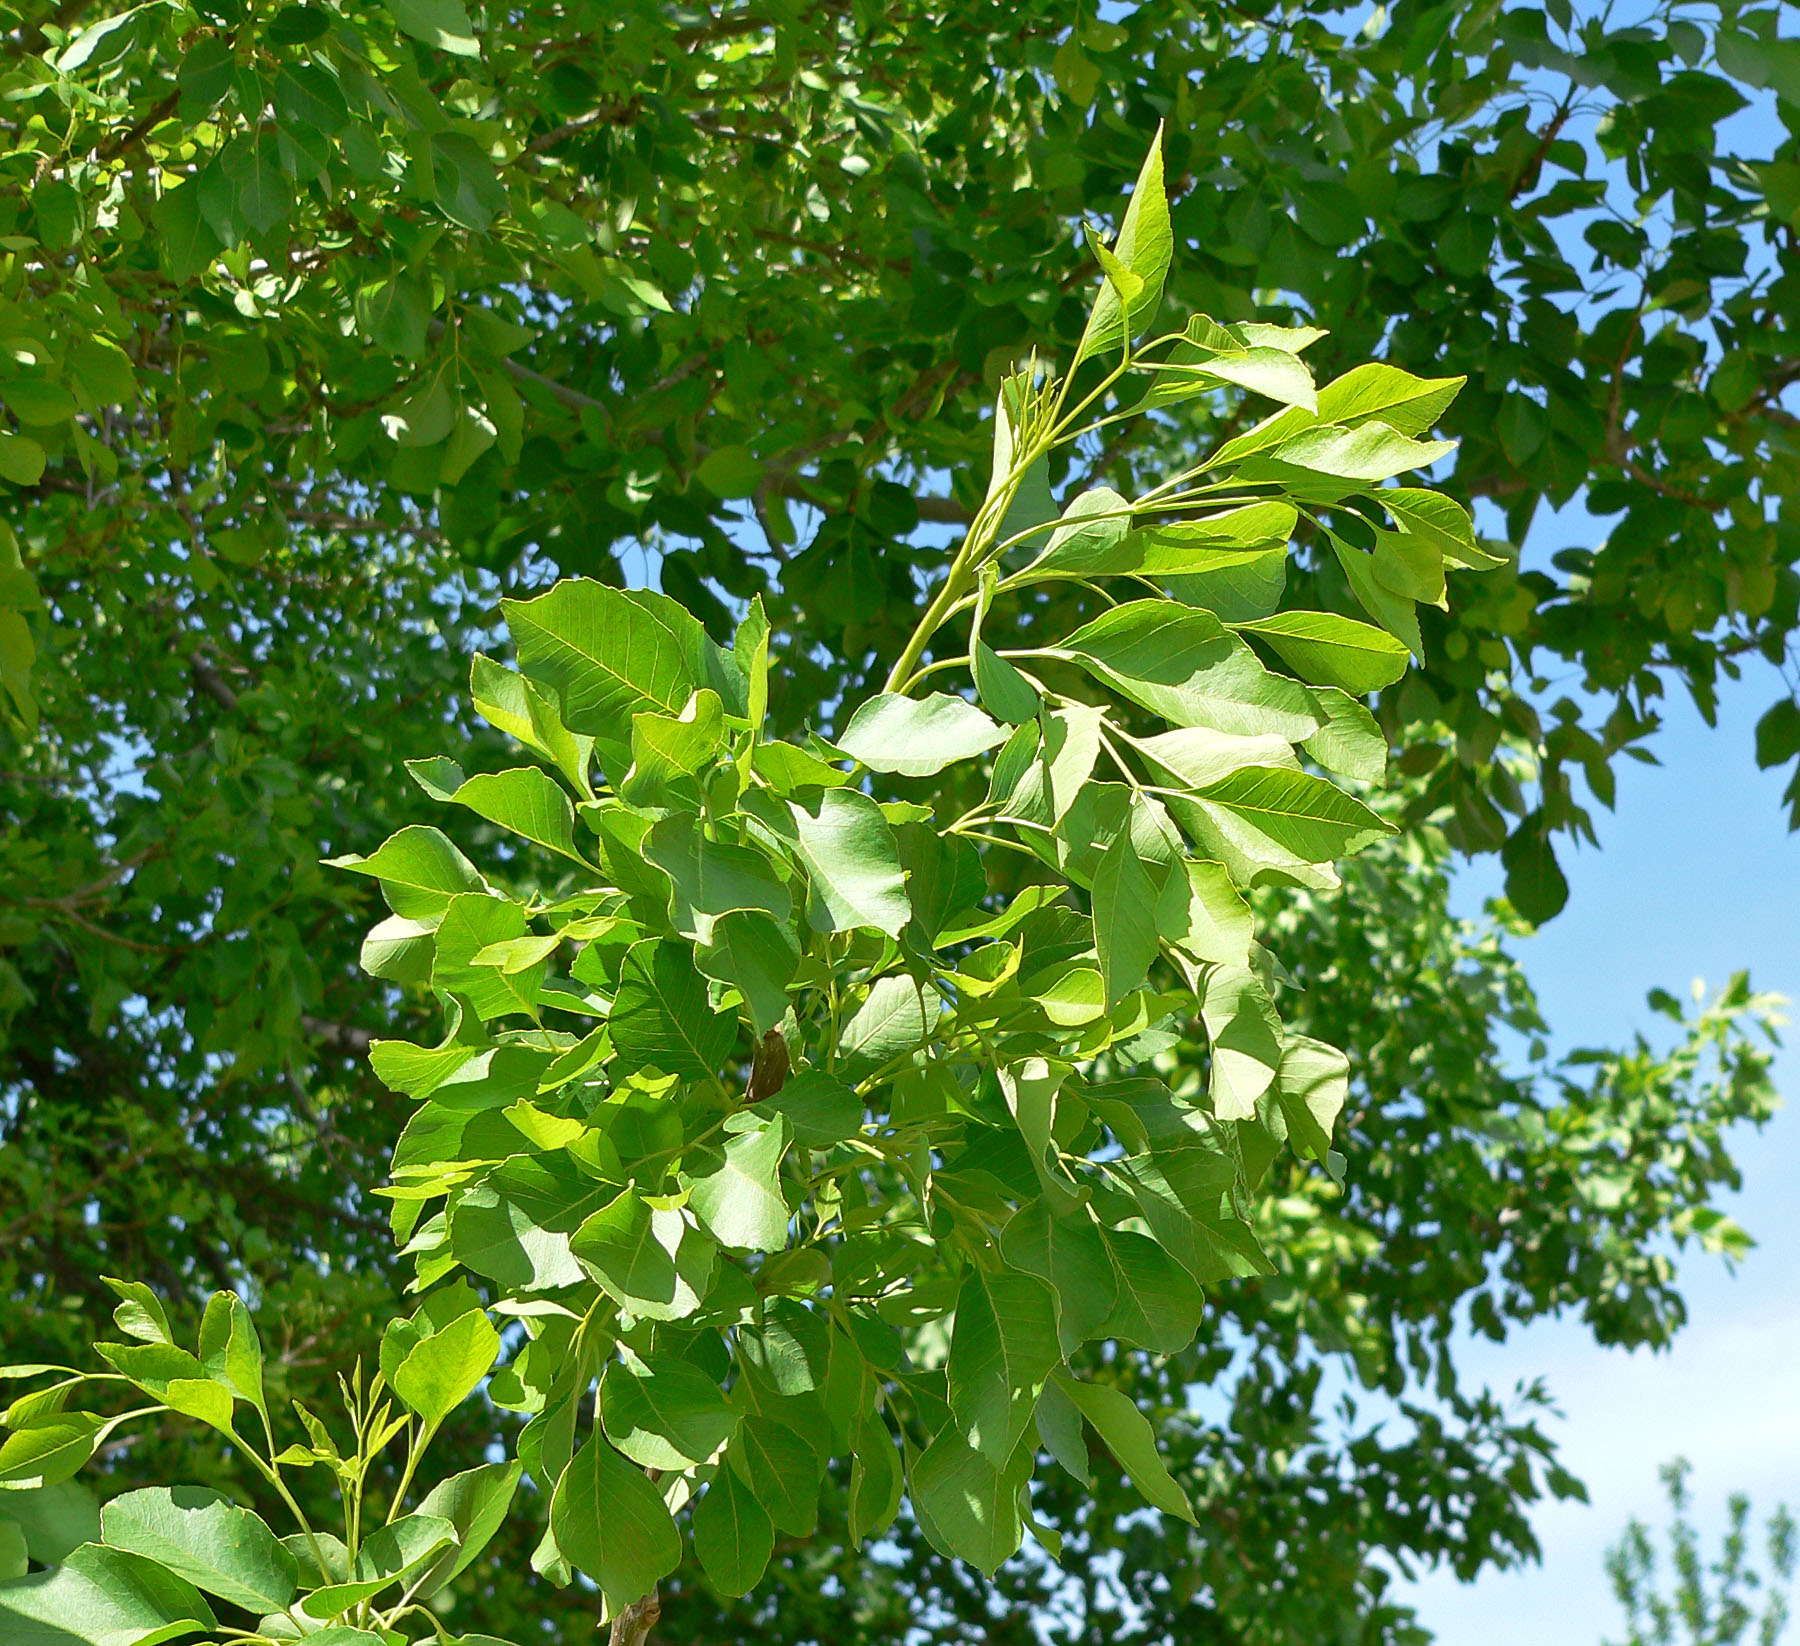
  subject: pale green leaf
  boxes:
[1260,421,1456,482]
[469,653,595,793]
[450,769,586,865]
[1302,687,1387,783]
[1273,1033,1348,1162]
[388,0,481,56]
[413,1461,523,1598]
[1314,362,1465,436]
[197,1291,264,1416]
[431,894,546,1021]
[683,1115,792,1252]
[570,1192,715,1321]
[1168,858,1254,967]
[1075,129,1171,364]
[1200,963,1283,1120]
[100,1486,296,1612]
[1234,610,1411,694]
[750,788,912,938]
[391,1310,499,1429]
[326,825,484,919]
[0,1543,216,1646]
[837,692,1006,778]
[1380,486,1506,569]
[1191,765,1393,863]
[837,974,933,1079]
[1058,600,1321,740]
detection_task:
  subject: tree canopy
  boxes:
[2,0,1796,1640]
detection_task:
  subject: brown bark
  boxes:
[608,1585,661,1646]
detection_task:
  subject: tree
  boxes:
[1,0,1795,1637]
[4,129,1792,1644]
[1606,1461,1796,1646]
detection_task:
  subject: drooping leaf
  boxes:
[644,816,791,943]
[1052,1373,1197,1523]
[1272,1034,1348,1162]
[693,1461,774,1597]
[1302,688,1387,783]
[1091,817,1162,1010]
[602,1356,739,1470]
[0,1543,217,1646]
[1000,1202,1118,1355]
[550,1437,681,1614]
[1096,1227,1205,1354]
[100,1487,297,1613]
[570,1192,714,1321]
[1200,964,1284,1120]
[683,1115,792,1252]
[945,1265,1062,1461]
[909,1430,1026,1575]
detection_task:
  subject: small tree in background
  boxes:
[1607,1460,1796,1646]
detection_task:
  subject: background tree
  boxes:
[1605,1461,1795,1646]
[2,0,1796,1637]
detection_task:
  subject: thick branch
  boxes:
[189,654,240,712]
[608,1587,661,1646]
[301,1016,374,1056]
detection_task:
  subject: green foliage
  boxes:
[0,1290,514,1646]
[3,2,1798,1639]
[1606,1461,1796,1646]
[0,134,1516,1629]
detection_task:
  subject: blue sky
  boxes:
[1399,645,1799,1639]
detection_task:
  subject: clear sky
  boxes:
[1399,642,1799,1639]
